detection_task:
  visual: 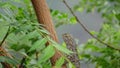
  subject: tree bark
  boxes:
[31,0,66,68]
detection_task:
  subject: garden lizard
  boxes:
[62,33,80,68]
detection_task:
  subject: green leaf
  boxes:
[36,28,50,35]
[0,56,18,66]
[115,13,120,21]
[81,54,91,58]
[51,10,59,16]
[27,30,40,39]
[68,62,75,68]
[50,39,73,55]
[0,2,7,6]
[38,45,55,64]
[70,17,77,24]
[55,57,65,67]
[74,5,84,12]
[90,31,97,35]
[85,44,99,51]
[28,38,47,52]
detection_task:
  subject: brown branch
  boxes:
[63,0,120,51]
[0,26,10,47]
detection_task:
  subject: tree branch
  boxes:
[63,0,120,51]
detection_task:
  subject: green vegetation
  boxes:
[0,0,120,68]
[74,0,120,68]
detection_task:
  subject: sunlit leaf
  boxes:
[70,17,77,24]
[28,38,47,52]
[49,39,73,55]
[55,57,65,67]
[38,45,55,64]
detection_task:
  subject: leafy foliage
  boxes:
[73,0,120,68]
[51,10,77,28]
[0,0,120,68]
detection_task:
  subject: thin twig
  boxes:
[63,0,120,51]
[0,26,10,47]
